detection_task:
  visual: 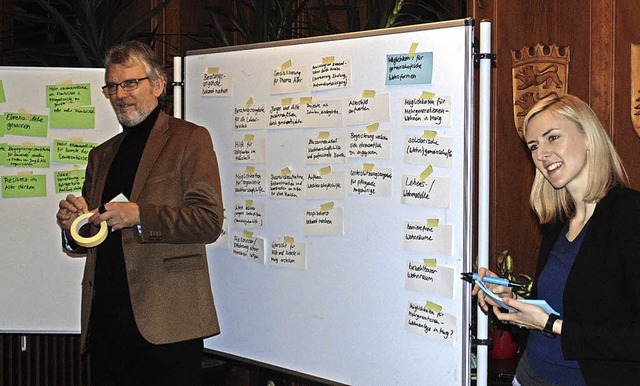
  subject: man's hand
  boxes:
[90,202,140,231]
[56,194,88,232]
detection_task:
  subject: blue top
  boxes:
[524,221,588,385]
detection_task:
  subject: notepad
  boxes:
[475,280,559,315]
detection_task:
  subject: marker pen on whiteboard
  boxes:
[461,272,522,288]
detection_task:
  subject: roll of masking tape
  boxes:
[70,212,108,248]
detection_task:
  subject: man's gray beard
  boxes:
[116,105,153,127]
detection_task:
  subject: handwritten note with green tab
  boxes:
[5,144,50,168]
[54,169,86,193]
[50,105,96,129]
[46,83,91,108]
[1,174,46,198]
[0,112,49,137]
[52,139,97,164]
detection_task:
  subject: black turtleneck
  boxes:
[92,105,161,318]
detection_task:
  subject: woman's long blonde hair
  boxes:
[522,94,628,224]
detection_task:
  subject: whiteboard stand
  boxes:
[476,19,493,386]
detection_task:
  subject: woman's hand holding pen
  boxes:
[471,267,514,312]
[472,266,563,334]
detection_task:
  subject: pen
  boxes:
[461,272,522,288]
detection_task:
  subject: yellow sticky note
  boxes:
[363,163,375,171]
[362,89,376,98]
[245,166,255,173]
[320,202,334,211]
[281,98,293,105]
[300,96,312,105]
[68,137,84,143]
[419,165,433,182]
[57,79,73,86]
[243,230,253,238]
[70,165,80,178]
[22,142,36,147]
[244,134,255,141]
[317,131,330,139]
[322,56,335,64]
[423,258,437,267]
[245,199,254,207]
[420,91,436,100]
[425,301,443,313]
[281,59,292,70]
[245,97,254,108]
[205,67,219,74]
[408,42,419,60]
[427,218,439,227]
[318,166,331,175]
[422,130,437,139]
[365,122,379,133]
[284,235,295,244]
[17,171,33,176]
[281,166,292,176]
[18,108,30,114]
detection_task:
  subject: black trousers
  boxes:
[88,300,203,386]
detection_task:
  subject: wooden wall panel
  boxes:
[613,1,640,189]
[470,0,640,276]
[0,334,89,386]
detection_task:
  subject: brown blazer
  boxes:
[72,111,223,351]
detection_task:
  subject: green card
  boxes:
[52,139,97,163]
[46,83,91,108]
[0,80,6,103]
[0,143,6,165]
[54,169,86,193]
[49,105,96,129]
[1,174,47,198]
[5,144,50,168]
[0,112,48,137]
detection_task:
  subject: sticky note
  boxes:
[423,258,437,267]
[422,130,437,139]
[320,202,334,211]
[425,301,443,313]
[427,218,439,227]
[318,166,331,175]
[420,165,433,181]
[408,42,419,59]
[281,59,292,70]
[365,122,379,133]
[362,90,376,98]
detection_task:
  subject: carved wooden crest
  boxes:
[631,44,640,138]
[511,44,571,139]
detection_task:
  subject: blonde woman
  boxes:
[475,94,640,385]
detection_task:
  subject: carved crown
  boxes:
[511,43,571,65]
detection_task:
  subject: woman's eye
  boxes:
[528,144,538,152]
[548,135,559,142]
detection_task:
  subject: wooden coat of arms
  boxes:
[511,44,571,139]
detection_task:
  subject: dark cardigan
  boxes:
[533,186,640,385]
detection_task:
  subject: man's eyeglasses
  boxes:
[101,77,149,95]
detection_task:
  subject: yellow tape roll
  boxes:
[70,212,108,247]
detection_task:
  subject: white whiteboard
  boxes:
[185,19,475,385]
[0,67,120,333]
